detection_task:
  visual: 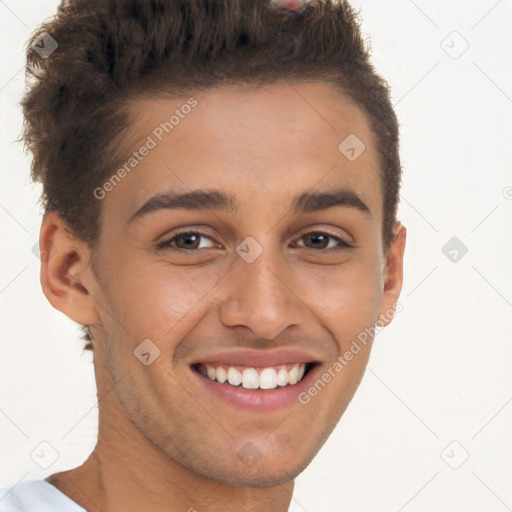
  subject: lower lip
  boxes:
[190,363,321,412]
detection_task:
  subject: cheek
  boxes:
[107,261,227,341]
[301,257,383,350]
[97,247,382,354]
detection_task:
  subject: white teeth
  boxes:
[242,368,259,389]
[288,365,299,385]
[276,368,288,387]
[259,368,277,389]
[198,363,309,389]
[227,367,242,386]
[215,366,227,383]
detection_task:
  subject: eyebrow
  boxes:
[128,187,371,223]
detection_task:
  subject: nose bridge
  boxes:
[219,238,303,340]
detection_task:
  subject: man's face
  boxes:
[85,82,396,486]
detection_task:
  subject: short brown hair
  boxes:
[22,0,402,351]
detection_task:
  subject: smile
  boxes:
[193,362,313,390]
[189,349,322,411]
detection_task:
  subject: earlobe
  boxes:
[39,211,100,326]
[378,221,407,326]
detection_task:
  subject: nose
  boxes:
[219,245,305,341]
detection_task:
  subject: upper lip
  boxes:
[190,348,321,368]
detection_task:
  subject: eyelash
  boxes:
[156,230,353,253]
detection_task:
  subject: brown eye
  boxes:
[157,231,219,252]
[174,232,202,250]
[292,232,352,250]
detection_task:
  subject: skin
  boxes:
[39,81,406,512]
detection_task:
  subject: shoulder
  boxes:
[0,480,85,512]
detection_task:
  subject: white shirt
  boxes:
[0,480,85,512]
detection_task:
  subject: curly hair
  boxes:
[21,0,402,352]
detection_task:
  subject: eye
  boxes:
[156,229,353,253]
[291,231,353,251]
[156,230,220,252]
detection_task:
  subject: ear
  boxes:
[377,220,407,327]
[39,211,100,326]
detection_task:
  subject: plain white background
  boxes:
[1,1,511,510]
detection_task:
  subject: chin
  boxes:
[212,464,305,488]
[203,446,318,488]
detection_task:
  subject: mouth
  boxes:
[192,361,316,390]
[190,357,322,411]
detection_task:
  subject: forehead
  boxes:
[104,81,382,224]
